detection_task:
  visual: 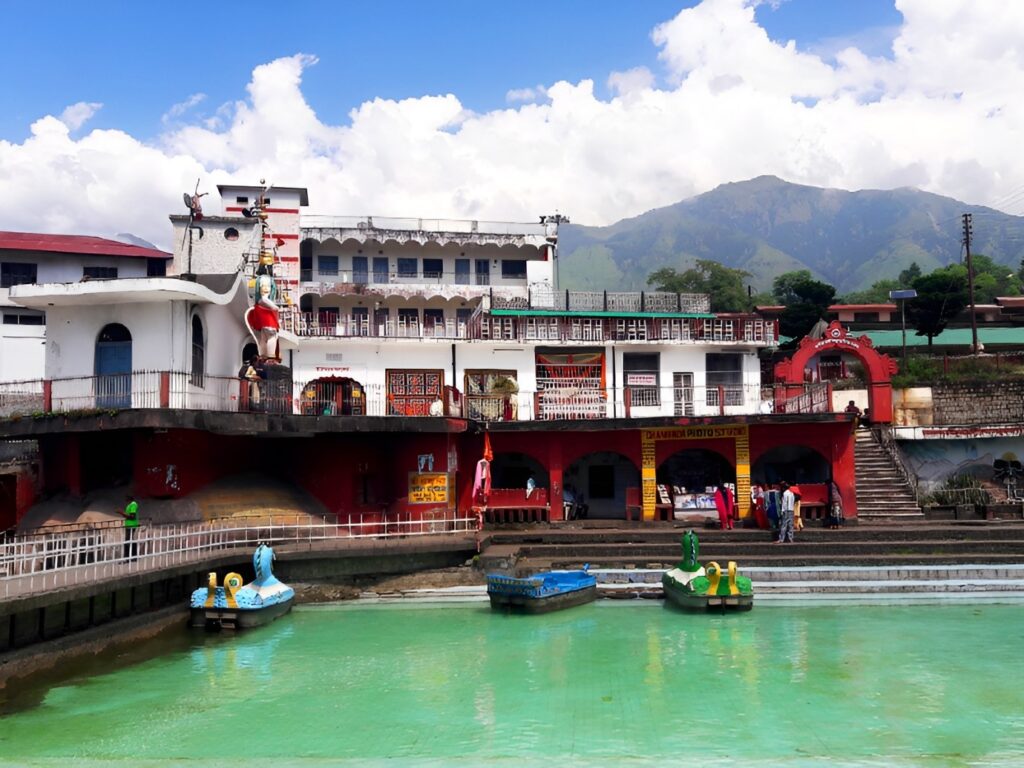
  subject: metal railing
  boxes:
[292,313,471,340]
[491,289,711,314]
[876,425,921,503]
[478,315,776,345]
[775,381,833,414]
[302,215,549,237]
[0,515,478,599]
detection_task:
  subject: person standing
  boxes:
[776,483,795,543]
[790,483,804,532]
[714,485,734,530]
[751,484,768,530]
[120,495,139,561]
[829,480,844,529]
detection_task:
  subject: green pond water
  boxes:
[2,601,1023,767]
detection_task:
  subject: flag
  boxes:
[483,431,493,462]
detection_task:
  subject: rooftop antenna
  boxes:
[181,178,207,279]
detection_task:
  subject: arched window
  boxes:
[191,314,205,387]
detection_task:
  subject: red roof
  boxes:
[0,231,170,260]
[828,304,897,311]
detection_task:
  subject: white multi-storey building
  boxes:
[162,184,777,420]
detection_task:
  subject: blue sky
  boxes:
[0,0,902,142]
[0,0,1018,244]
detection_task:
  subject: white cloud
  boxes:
[162,93,207,124]
[607,67,655,97]
[58,102,102,131]
[505,85,548,103]
[2,0,1024,249]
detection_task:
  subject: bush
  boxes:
[922,474,991,507]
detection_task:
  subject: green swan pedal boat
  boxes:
[662,530,754,612]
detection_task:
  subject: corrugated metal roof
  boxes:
[0,231,170,259]
[865,327,1024,347]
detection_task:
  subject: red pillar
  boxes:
[549,436,564,522]
[43,379,52,413]
[833,425,858,519]
[159,372,170,409]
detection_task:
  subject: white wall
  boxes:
[0,326,45,381]
[1,251,151,308]
[169,218,255,276]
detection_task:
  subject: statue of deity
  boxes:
[246,273,280,359]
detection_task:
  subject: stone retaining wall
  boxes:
[931,381,1024,425]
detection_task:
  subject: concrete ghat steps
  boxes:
[855,430,923,520]
[365,566,1024,600]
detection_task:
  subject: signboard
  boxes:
[409,472,451,506]
[627,373,657,386]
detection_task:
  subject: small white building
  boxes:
[0,232,170,382]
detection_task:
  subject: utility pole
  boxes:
[963,213,978,355]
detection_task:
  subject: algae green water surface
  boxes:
[1,602,1023,767]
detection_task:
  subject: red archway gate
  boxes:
[641,425,750,521]
[774,321,898,423]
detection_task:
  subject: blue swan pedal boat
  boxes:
[486,565,597,614]
[190,543,295,629]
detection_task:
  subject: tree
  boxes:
[771,270,836,343]
[898,262,922,287]
[907,268,968,350]
[647,260,753,312]
[840,279,901,305]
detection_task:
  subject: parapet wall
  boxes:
[930,381,1024,426]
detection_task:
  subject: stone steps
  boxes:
[854,430,922,521]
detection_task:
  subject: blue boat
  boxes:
[487,565,597,613]
[190,543,295,629]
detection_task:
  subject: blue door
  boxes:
[352,256,368,284]
[455,259,470,285]
[373,257,389,284]
[95,324,132,408]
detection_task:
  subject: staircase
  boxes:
[478,524,1024,573]
[854,429,923,520]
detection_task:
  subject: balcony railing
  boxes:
[491,289,711,314]
[2,374,845,423]
[479,315,776,345]
[290,312,471,340]
[302,215,548,237]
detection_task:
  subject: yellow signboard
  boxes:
[409,472,452,506]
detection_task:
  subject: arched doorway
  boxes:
[490,452,548,491]
[564,451,640,519]
[95,323,132,408]
[752,445,830,486]
[299,377,367,415]
[657,448,734,517]
[774,321,898,422]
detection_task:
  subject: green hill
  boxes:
[557,176,1024,293]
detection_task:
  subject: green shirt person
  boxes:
[122,497,139,528]
[121,496,140,562]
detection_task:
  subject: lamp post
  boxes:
[890,288,917,374]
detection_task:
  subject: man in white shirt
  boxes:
[776,483,796,543]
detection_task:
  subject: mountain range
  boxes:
[557,176,1024,295]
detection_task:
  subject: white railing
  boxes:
[0,515,478,600]
[294,313,470,340]
[302,215,548,237]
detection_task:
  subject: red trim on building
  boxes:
[265,233,299,240]
[277,256,299,263]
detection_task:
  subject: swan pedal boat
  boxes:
[190,543,295,629]
[662,530,754,612]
